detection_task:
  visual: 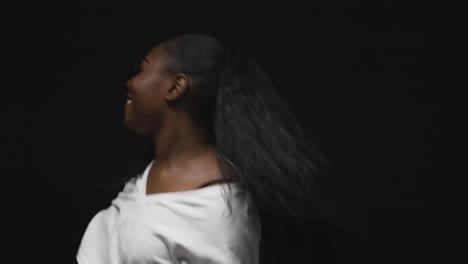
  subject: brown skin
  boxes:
[124,43,228,195]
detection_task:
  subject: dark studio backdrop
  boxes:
[2,1,446,263]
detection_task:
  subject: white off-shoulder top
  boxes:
[76,159,262,264]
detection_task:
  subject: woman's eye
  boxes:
[135,64,144,72]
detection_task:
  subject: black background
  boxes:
[2,1,451,263]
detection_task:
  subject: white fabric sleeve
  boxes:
[166,214,261,264]
[76,210,109,264]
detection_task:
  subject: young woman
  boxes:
[77,34,331,264]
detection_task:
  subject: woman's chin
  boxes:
[123,114,137,132]
[124,103,136,129]
[123,118,149,136]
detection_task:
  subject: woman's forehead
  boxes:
[146,45,163,61]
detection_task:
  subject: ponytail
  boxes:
[214,47,332,220]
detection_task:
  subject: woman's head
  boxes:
[124,34,227,137]
[124,33,333,221]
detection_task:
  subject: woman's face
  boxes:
[124,45,173,135]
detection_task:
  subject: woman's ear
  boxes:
[166,73,190,101]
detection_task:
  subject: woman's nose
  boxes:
[126,78,134,90]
